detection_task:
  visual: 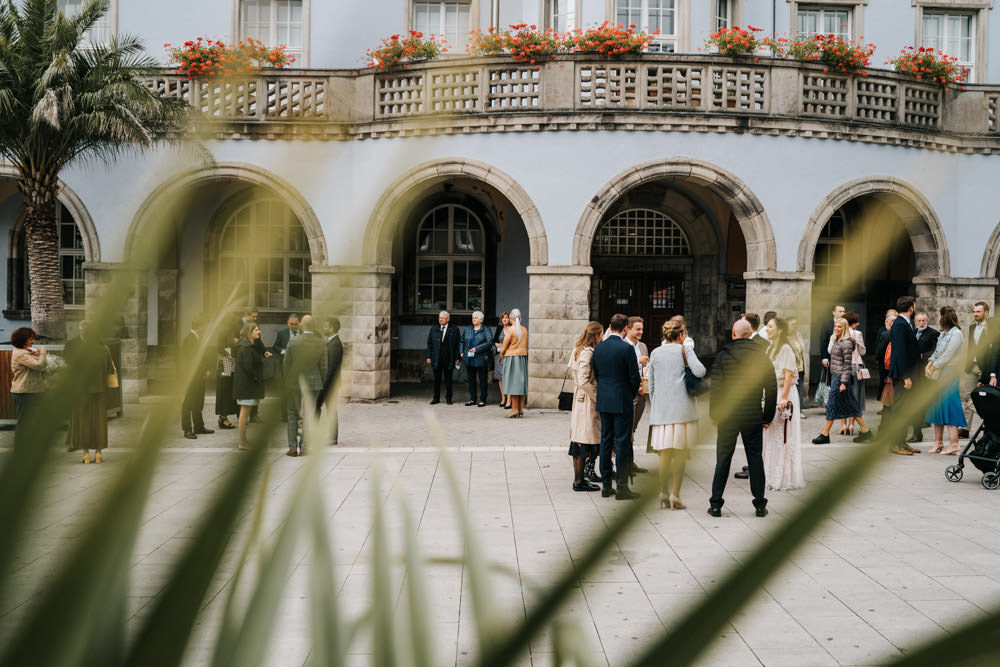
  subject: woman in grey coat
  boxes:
[648,316,705,510]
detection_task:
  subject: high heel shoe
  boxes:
[218,416,235,430]
[658,493,669,509]
[506,411,519,418]
[669,495,686,510]
[928,443,944,454]
[94,450,102,463]
[81,450,90,464]
[517,410,524,417]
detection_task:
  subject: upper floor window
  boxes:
[240,0,304,63]
[413,1,470,50]
[796,6,850,39]
[921,12,974,81]
[58,0,113,46]
[615,0,677,53]
[544,0,577,33]
[415,204,485,314]
[714,0,732,31]
[214,198,311,312]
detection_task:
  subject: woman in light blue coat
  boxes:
[925,307,967,454]
[648,316,705,510]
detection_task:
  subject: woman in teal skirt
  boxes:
[499,308,528,417]
[925,307,967,455]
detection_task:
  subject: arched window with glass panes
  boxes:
[7,202,86,315]
[593,208,691,257]
[213,197,311,311]
[414,204,485,313]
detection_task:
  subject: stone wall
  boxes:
[526,266,593,408]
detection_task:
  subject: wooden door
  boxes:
[599,273,685,350]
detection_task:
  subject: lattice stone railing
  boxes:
[146,59,1000,137]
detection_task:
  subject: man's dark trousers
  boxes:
[433,364,454,403]
[599,410,633,489]
[181,379,206,433]
[710,422,766,510]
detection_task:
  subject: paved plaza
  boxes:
[2,385,999,666]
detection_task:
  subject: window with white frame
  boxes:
[413,1,471,50]
[414,204,485,314]
[240,0,304,62]
[921,11,974,82]
[57,0,113,45]
[9,202,86,312]
[796,6,850,39]
[214,198,311,312]
[544,0,577,32]
[714,0,731,31]
[615,0,677,53]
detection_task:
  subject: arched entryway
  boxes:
[799,177,947,380]
[363,159,544,389]
[576,159,773,356]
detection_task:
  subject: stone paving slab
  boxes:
[1,384,999,666]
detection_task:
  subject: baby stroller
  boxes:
[945,385,1000,489]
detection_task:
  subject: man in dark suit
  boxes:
[885,296,921,455]
[593,313,642,500]
[426,310,462,405]
[284,315,327,457]
[317,317,344,445]
[708,318,777,518]
[911,311,940,442]
[181,316,214,439]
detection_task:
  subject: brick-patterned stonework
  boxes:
[527,266,593,408]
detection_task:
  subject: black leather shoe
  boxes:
[734,466,749,479]
[429,399,440,405]
[908,433,923,444]
[194,428,214,435]
[446,399,453,405]
[631,463,648,474]
[573,481,600,492]
[465,400,476,406]
[812,433,831,444]
[183,431,197,440]
[601,485,615,498]
[478,402,486,407]
[615,487,641,501]
[707,507,722,517]
[755,506,769,518]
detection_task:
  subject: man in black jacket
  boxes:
[911,311,939,442]
[317,317,344,445]
[885,296,921,455]
[181,316,214,439]
[426,310,462,405]
[708,319,777,518]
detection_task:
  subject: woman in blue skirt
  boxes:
[925,307,967,455]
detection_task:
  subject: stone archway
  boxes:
[797,176,948,277]
[363,158,548,268]
[572,157,776,273]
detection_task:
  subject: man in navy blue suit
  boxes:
[592,313,642,500]
[885,295,921,455]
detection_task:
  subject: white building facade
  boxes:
[5,0,1000,402]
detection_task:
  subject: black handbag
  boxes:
[681,346,709,397]
[557,363,573,411]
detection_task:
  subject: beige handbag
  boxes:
[106,354,119,389]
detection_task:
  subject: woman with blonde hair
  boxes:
[494,311,511,409]
[568,321,604,491]
[761,317,804,490]
[812,318,873,444]
[925,307,967,454]
[499,308,528,417]
[647,315,704,509]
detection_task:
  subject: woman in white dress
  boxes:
[762,317,805,491]
[647,316,705,510]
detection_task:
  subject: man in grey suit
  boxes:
[284,314,327,457]
[625,316,650,475]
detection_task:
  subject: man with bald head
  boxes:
[707,318,778,518]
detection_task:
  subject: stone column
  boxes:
[526,265,593,408]
[914,276,999,328]
[745,269,815,380]
[83,262,149,402]
[311,264,394,401]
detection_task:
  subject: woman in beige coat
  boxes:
[568,321,604,491]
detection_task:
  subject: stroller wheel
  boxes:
[945,465,963,482]
[982,473,1000,490]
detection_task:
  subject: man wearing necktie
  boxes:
[426,310,462,405]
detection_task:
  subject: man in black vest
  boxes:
[426,310,462,405]
[885,296,921,455]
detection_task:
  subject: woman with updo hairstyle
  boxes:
[925,306,967,454]
[567,321,604,491]
[646,315,704,509]
[499,307,528,417]
[760,317,804,491]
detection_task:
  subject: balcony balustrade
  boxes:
[146,54,1000,148]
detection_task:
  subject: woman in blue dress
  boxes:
[925,307,967,455]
